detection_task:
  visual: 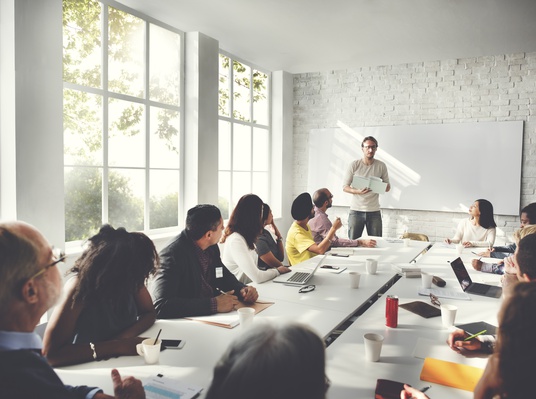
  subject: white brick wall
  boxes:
[293,53,536,244]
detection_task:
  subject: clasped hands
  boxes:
[215,286,258,313]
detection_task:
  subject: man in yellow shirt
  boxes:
[285,192,342,265]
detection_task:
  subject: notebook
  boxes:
[273,254,326,285]
[449,257,502,298]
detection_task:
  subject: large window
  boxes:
[63,0,182,242]
[218,54,270,219]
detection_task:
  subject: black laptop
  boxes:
[449,257,502,298]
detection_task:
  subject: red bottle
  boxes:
[386,295,399,328]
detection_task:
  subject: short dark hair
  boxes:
[185,205,222,241]
[521,203,536,224]
[361,136,378,147]
[476,199,497,229]
[313,189,330,208]
[517,234,536,279]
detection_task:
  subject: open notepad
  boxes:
[186,300,274,329]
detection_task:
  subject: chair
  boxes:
[400,232,429,242]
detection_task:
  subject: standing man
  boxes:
[343,136,390,239]
[285,192,342,265]
[151,204,258,319]
[309,188,376,248]
[0,221,144,399]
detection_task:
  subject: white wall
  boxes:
[293,53,536,244]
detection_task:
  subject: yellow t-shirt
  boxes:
[285,221,317,266]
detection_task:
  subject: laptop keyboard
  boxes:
[470,284,490,294]
[287,272,309,283]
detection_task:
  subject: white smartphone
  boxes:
[161,339,186,349]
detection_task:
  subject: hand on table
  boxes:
[472,259,483,271]
[111,368,145,399]
[215,290,239,312]
[240,286,259,303]
[277,266,291,274]
[400,384,429,399]
[447,328,482,352]
[358,239,376,247]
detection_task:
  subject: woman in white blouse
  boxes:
[445,199,497,247]
[221,194,290,284]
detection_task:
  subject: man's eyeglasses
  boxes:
[430,293,441,307]
[362,145,377,150]
[29,248,66,280]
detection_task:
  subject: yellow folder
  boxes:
[420,357,484,392]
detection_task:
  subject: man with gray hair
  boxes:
[0,221,145,399]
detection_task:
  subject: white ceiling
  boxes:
[117,0,536,74]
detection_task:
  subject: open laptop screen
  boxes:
[450,257,473,291]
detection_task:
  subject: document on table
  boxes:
[351,175,388,194]
[186,300,274,329]
[144,375,202,399]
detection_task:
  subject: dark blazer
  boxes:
[151,230,246,319]
[0,349,97,399]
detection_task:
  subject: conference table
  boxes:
[56,239,503,398]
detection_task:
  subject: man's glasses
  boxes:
[29,248,66,280]
[362,145,377,150]
[430,293,441,307]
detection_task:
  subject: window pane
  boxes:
[219,171,231,220]
[65,166,103,242]
[150,170,179,229]
[219,120,231,170]
[108,98,145,167]
[219,54,230,117]
[252,171,269,202]
[149,24,180,106]
[64,89,103,166]
[252,128,269,172]
[108,168,144,231]
[253,70,269,125]
[232,171,251,206]
[108,7,144,98]
[233,124,251,171]
[63,0,102,88]
[232,60,251,122]
[150,107,180,168]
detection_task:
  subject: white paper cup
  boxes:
[456,243,464,255]
[440,304,458,328]
[238,307,255,330]
[366,259,378,275]
[421,272,433,289]
[349,271,361,288]
[403,238,410,247]
[363,333,384,362]
[136,338,161,364]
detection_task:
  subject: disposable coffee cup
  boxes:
[366,259,378,275]
[456,243,464,255]
[421,272,433,289]
[363,333,384,362]
[238,307,255,331]
[403,238,410,247]
[349,271,361,288]
[136,338,161,364]
[440,304,458,328]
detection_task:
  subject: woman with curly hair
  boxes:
[43,225,158,366]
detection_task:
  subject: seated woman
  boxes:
[43,225,158,366]
[205,323,329,399]
[221,194,290,284]
[444,199,497,247]
[403,282,536,399]
[255,203,286,270]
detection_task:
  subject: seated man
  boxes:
[151,204,258,319]
[309,188,376,248]
[0,221,143,399]
[285,192,342,265]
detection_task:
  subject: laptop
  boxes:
[273,254,327,285]
[449,257,502,298]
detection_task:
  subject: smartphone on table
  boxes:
[161,339,186,350]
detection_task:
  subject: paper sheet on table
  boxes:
[186,300,273,329]
[420,357,484,391]
[144,375,203,399]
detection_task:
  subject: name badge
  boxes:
[215,267,223,279]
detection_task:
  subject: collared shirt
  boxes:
[192,242,218,313]
[309,207,357,247]
[0,331,101,399]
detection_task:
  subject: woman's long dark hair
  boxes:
[221,194,264,250]
[475,199,497,229]
[70,225,158,306]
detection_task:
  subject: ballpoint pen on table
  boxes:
[464,329,487,341]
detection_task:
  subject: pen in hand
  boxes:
[420,385,431,393]
[464,329,487,341]
[216,288,228,295]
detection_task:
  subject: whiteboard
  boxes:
[306,121,523,215]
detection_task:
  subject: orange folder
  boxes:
[420,357,484,392]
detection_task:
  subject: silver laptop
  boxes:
[273,254,327,285]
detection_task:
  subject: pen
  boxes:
[420,386,431,393]
[216,288,228,295]
[464,329,487,341]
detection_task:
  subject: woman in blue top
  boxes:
[43,225,158,366]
